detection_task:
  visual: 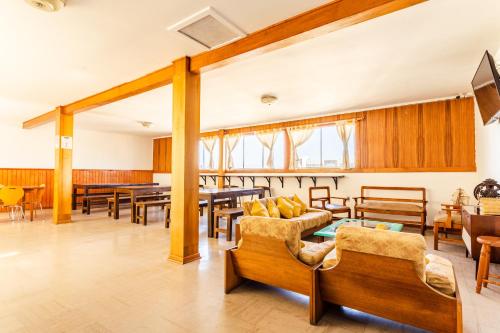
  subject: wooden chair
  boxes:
[433,203,464,250]
[309,186,350,218]
[476,236,500,294]
[214,207,244,241]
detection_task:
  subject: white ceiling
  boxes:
[2,0,500,136]
[0,0,330,125]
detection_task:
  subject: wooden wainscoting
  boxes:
[0,168,153,210]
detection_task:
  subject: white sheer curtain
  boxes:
[256,131,279,168]
[224,135,241,170]
[336,121,354,169]
[201,136,217,169]
[286,127,314,169]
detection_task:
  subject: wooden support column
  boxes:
[53,106,73,224]
[169,57,201,264]
[217,129,225,188]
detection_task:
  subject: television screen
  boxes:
[472,51,500,125]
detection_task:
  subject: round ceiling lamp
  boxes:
[25,0,66,12]
[261,95,277,105]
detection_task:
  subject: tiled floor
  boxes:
[0,209,498,333]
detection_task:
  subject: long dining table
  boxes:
[113,185,171,223]
[200,187,265,238]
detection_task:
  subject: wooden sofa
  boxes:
[313,226,462,333]
[354,186,427,234]
[242,196,333,238]
[225,217,335,324]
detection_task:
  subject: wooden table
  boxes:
[22,185,45,222]
[200,187,264,238]
[113,186,171,223]
[72,183,158,210]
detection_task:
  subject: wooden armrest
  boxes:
[331,196,349,205]
[352,196,362,204]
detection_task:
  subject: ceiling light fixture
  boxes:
[25,0,66,12]
[138,121,153,128]
[261,95,278,111]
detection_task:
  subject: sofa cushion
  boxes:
[336,226,427,280]
[277,196,294,219]
[284,197,302,217]
[322,248,338,269]
[289,210,331,232]
[356,202,423,213]
[293,194,308,214]
[299,240,335,265]
[250,199,269,217]
[266,198,281,218]
[425,254,456,296]
[240,216,301,256]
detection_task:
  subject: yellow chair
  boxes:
[0,187,25,221]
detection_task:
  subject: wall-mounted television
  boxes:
[471,50,500,125]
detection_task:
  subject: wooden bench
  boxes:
[214,207,244,241]
[82,194,112,214]
[106,194,169,217]
[354,186,427,234]
[135,199,171,225]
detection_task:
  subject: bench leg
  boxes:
[227,217,233,242]
[420,214,426,235]
[143,207,148,226]
[107,201,112,217]
[135,206,140,224]
[165,207,171,228]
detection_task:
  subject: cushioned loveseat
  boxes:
[314,226,462,333]
[242,196,332,238]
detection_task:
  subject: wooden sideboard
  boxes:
[462,206,500,272]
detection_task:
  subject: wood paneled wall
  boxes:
[0,169,153,209]
[153,137,172,173]
[152,97,476,174]
[357,98,475,171]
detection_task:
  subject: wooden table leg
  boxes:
[113,191,120,220]
[29,193,34,222]
[130,191,136,223]
[72,186,77,210]
[207,197,214,237]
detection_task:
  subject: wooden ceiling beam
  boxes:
[190,0,426,72]
[23,0,426,129]
[22,66,173,129]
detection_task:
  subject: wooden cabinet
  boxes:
[462,206,500,270]
[153,137,172,173]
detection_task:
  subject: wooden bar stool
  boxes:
[476,235,500,294]
[213,207,244,241]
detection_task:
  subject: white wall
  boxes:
[0,122,152,170]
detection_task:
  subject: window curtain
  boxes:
[336,121,354,169]
[256,131,279,168]
[286,127,314,169]
[224,135,240,170]
[201,136,217,169]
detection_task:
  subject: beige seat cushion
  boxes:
[289,209,332,232]
[322,248,338,268]
[299,240,335,266]
[239,216,302,256]
[425,254,456,296]
[356,201,423,213]
[336,226,427,280]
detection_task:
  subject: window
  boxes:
[199,137,219,169]
[229,132,285,169]
[295,124,355,168]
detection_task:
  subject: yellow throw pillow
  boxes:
[284,197,302,217]
[293,194,307,214]
[250,199,269,217]
[267,199,281,218]
[277,196,294,219]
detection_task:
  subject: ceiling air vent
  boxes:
[168,7,246,49]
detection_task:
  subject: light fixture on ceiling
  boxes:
[261,95,278,111]
[25,0,66,12]
[138,121,153,128]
